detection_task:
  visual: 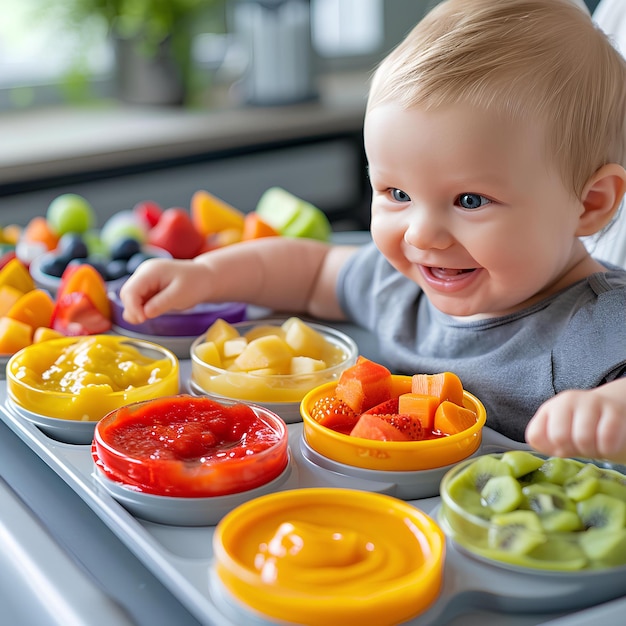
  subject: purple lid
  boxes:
[109,290,247,337]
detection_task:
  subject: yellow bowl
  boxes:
[7,334,179,422]
[213,487,445,626]
[300,375,486,472]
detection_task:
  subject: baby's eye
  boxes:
[456,193,490,209]
[390,188,411,202]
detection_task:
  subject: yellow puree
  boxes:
[13,335,170,393]
[9,335,178,421]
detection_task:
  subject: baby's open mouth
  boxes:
[429,267,476,279]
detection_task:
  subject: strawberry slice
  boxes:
[51,291,112,336]
[374,413,424,441]
[350,414,410,441]
[363,397,399,415]
[310,395,358,434]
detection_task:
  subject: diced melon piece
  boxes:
[0,316,33,354]
[335,356,392,413]
[204,318,240,349]
[398,393,441,431]
[434,400,477,435]
[195,340,223,368]
[7,289,55,329]
[241,212,279,240]
[411,371,464,406]
[233,335,293,372]
[0,284,25,315]
[290,355,327,375]
[282,316,326,360]
[222,337,248,358]
[33,326,65,343]
[0,258,35,293]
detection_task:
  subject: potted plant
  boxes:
[41,0,225,105]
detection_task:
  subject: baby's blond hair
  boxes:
[367,0,626,197]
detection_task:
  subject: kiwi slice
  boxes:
[448,455,513,496]
[525,538,588,571]
[487,510,546,555]
[500,450,545,478]
[579,528,626,568]
[564,464,601,502]
[480,475,523,514]
[522,483,576,514]
[577,493,626,531]
[598,477,626,500]
[532,457,584,485]
[538,509,582,533]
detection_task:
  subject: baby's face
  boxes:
[364,102,586,318]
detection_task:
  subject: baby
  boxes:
[121,0,626,463]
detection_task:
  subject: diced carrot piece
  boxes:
[241,212,280,240]
[335,356,392,413]
[6,289,55,329]
[411,371,464,406]
[0,316,33,354]
[434,400,477,435]
[397,393,440,431]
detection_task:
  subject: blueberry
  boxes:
[106,259,130,281]
[39,255,70,278]
[57,233,89,259]
[110,237,142,262]
[126,251,152,274]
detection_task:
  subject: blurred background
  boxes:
[0,0,603,231]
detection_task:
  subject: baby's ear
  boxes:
[576,163,626,236]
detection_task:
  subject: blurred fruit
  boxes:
[241,212,279,240]
[256,187,331,241]
[100,210,147,251]
[46,194,96,235]
[148,207,204,259]
[22,216,60,251]
[133,200,162,229]
[191,190,245,236]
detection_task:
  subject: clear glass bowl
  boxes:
[189,318,358,422]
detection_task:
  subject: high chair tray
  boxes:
[0,380,624,626]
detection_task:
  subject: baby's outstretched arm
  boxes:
[119,237,356,324]
[525,378,626,464]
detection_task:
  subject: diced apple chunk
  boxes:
[244,325,285,342]
[204,318,239,349]
[233,335,293,372]
[290,356,328,375]
[282,316,326,360]
[194,341,223,368]
[222,337,248,358]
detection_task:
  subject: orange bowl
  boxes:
[300,375,486,472]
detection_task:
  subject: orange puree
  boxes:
[214,488,444,626]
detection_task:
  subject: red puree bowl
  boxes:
[92,394,288,498]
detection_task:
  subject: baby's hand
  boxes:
[525,383,626,464]
[119,258,206,324]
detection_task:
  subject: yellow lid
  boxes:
[213,488,445,625]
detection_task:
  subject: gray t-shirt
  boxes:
[337,242,626,442]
